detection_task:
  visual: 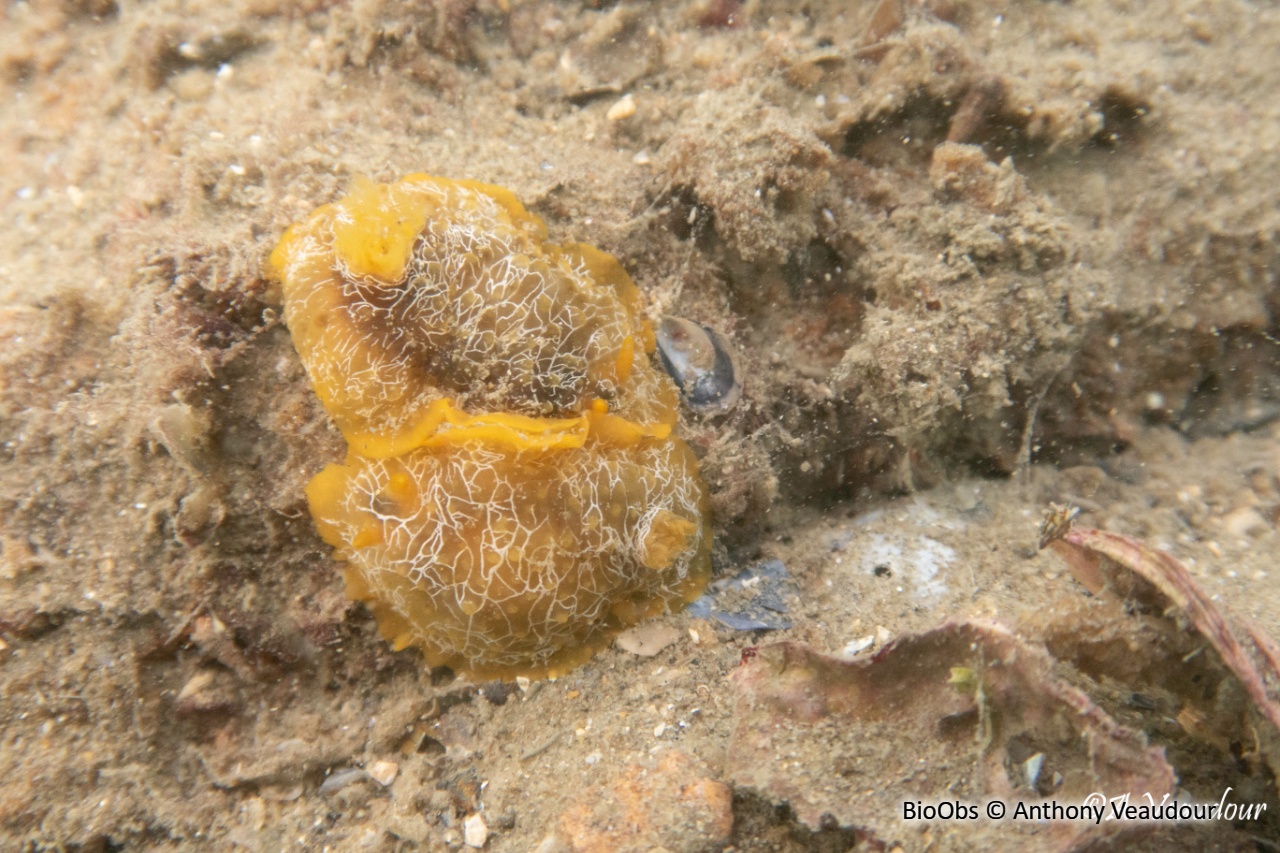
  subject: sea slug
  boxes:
[269,174,712,680]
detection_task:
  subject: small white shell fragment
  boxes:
[367,760,399,787]
[177,671,216,702]
[318,767,368,795]
[616,623,681,657]
[841,635,875,657]
[1023,752,1045,789]
[464,812,489,848]
[607,93,636,121]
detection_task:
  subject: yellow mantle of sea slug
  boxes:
[270,173,710,681]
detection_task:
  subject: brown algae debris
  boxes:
[268,174,712,680]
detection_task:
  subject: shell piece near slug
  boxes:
[656,317,743,415]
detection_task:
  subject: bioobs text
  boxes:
[902,801,979,821]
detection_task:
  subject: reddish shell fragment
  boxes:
[728,623,1175,849]
[1039,504,1280,788]
[1041,508,1280,785]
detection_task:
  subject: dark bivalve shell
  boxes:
[656,316,743,415]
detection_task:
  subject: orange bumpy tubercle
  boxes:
[271,174,711,680]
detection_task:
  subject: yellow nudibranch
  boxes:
[269,174,711,680]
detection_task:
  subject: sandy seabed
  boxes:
[3,1,1280,850]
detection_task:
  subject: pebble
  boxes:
[606,93,636,121]
[1222,506,1268,538]
[464,812,489,848]
[367,760,399,787]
